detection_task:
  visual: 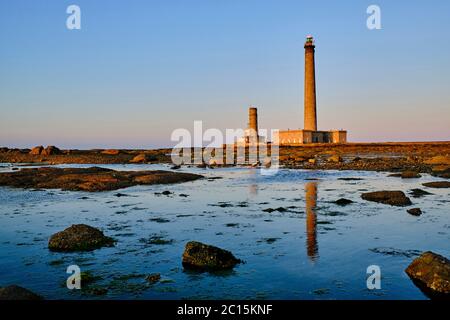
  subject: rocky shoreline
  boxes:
[1,143,450,178]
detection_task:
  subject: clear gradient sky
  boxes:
[1,0,449,149]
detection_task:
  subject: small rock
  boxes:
[327,154,342,163]
[402,171,421,178]
[182,241,241,270]
[0,285,43,300]
[405,251,450,298]
[334,198,354,206]
[130,153,149,163]
[361,191,412,207]
[263,207,287,213]
[431,165,450,178]
[388,171,421,179]
[171,165,181,170]
[409,188,433,198]
[161,190,172,195]
[146,273,161,284]
[101,149,120,155]
[400,171,422,179]
[29,146,44,155]
[48,224,115,252]
[114,193,130,197]
[422,181,450,189]
[407,208,422,216]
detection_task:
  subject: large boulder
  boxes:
[361,191,412,207]
[41,146,61,156]
[29,146,44,155]
[405,251,450,298]
[0,285,43,300]
[48,224,115,252]
[422,181,450,189]
[182,241,241,271]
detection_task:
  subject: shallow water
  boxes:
[0,163,449,299]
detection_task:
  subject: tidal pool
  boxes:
[0,164,449,299]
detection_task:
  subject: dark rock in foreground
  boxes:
[334,198,354,206]
[422,181,450,189]
[48,224,115,252]
[361,191,412,207]
[0,167,203,192]
[182,241,241,271]
[407,208,422,216]
[0,285,43,300]
[405,251,450,299]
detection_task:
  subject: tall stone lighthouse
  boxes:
[304,35,317,131]
[274,35,347,145]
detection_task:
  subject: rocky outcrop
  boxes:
[0,285,43,300]
[29,145,61,156]
[182,241,241,271]
[422,181,450,189]
[405,251,450,299]
[48,224,115,252]
[29,146,44,155]
[361,191,412,206]
[0,167,203,192]
[42,146,61,156]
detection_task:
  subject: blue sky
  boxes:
[1,0,449,148]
